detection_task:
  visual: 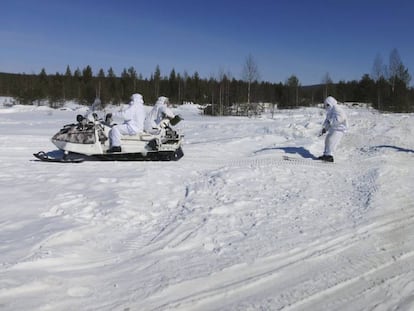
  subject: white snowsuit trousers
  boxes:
[324,130,344,156]
[109,124,136,147]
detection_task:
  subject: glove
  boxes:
[159,119,170,129]
[318,128,327,137]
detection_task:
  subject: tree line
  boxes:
[0,49,412,113]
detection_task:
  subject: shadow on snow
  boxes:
[374,145,414,154]
[254,146,318,159]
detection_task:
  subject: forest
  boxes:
[0,49,413,113]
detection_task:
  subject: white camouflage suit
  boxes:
[144,96,175,134]
[322,96,349,157]
[109,93,146,148]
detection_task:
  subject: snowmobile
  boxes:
[33,111,184,163]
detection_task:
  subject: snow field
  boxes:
[0,100,413,310]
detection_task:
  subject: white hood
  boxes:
[324,96,337,110]
[323,96,348,132]
[131,93,144,106]
[155,96,169,106]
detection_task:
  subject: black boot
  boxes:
[318,155,334,162]
[108,146,121,153]
[324,155,334,162]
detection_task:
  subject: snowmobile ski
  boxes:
[33,151,84,163]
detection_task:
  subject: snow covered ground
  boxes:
[0,97,413,311]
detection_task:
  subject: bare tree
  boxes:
[371,53,385,81]
[242,54,260,107]
[322,72,333,98]
[388,48,411,93]
[389,49,401,93]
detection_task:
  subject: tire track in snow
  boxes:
[136,152,392,310]
[222,156,338,169]
[120,146,386,310]
[141,210,414,311]
[349,166,380,221]
[284,212,414,311]
[122,169,227,257]
[219,155,380,225]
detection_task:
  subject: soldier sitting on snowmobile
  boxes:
[144,96,175,134]
[318,96,348,162]
[84,98,102,121]
[108,93,146,153]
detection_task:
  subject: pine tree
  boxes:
[107,67,120,105]
[81,66,95,104]
[168,68,178,103]
[153,65,161,99]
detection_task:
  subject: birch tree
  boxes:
[242,54,259,107]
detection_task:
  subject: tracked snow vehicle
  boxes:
[34,113,184,162]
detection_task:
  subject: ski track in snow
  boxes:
[0,102,413,310]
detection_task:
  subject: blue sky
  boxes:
[2,0,414,85]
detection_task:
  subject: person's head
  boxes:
[324,96,337,110]
[156,96,170,106]
[130,93,144,105]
